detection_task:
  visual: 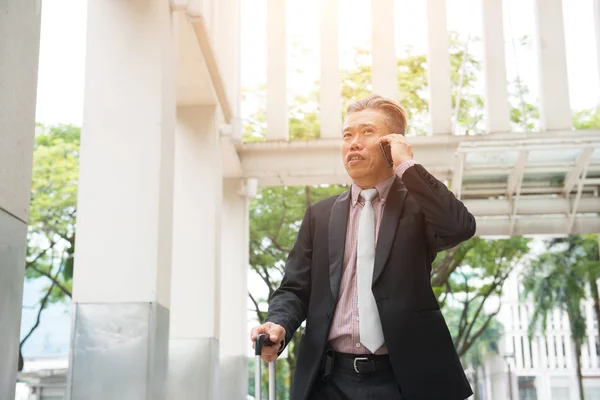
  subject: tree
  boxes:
[20,124,79,370]
[521,236,600,400]
[436,237,530,359]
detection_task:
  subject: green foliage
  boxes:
[523,235,599,341]
[573,108,600,129]
[521,234,599,400]
[20,124,80,367]
[244,33,486,141]
[248,184,347,395]
[26,124,79,299]
[434,237,530,358]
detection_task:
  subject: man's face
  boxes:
[341,109,391,187]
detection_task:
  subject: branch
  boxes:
[20,267,61,349]
[270,237,292,253]
[28,265,72,297]
[248,292,266,324]
[460,277,504,348]
[431,241,476,287]
[455,276,472,347]
[458,300,502,357]
[305,186,312,207]
[25,241,57,269]
[273,196,288,245]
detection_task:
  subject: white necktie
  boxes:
[357,188,384,353]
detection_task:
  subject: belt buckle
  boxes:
[353,357,369,374]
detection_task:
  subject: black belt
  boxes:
[333,352,392,374]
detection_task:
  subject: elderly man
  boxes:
[250,95,475,400]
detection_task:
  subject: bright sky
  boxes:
[26,0,600,358]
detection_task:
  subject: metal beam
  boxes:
[426,0,452,134]
[568,160,592,233]
[451,152,465,199]
[186,14,233,123]
[481,0,510,133]
[533,0,572,131]
[562,147,594,196]
[238,131,600,189]
[371,0,398,100]
[266,0,288,140]
[506,151,529,198]
[508,152,528,236]
[476,215,600,237]
[319,0,342,139]
[464,197,600,217]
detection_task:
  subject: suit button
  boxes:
[355,343,360,348]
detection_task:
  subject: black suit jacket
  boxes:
[265,164,476,400]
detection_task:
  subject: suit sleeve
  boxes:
[264,204,313,354]
[400,164,476,253]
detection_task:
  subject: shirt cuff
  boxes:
[395,159,416,178]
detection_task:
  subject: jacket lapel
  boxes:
[328,190,350,301]
[373,178,407,284]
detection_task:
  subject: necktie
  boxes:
[357,188,385,353]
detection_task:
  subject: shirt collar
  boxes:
[351,173,396,207]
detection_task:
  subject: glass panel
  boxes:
[551,387,570,400]
[519,376,537,400]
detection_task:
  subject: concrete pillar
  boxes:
[320,0,342,139]
[533,0,572,131]
[67,1,176,398]
[219,178,252,400]
[0,2,41,399]
[594,0,600,106]
[371,0,398,101]
[266,0,288,141]
[167,106,223,399]
[426,0,453,135]
[214,0,242,141]
[481,0,511,133]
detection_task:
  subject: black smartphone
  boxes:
[379,142,393,168]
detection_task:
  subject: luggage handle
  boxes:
[255,333,276,400]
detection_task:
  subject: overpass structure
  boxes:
[1,0,599,399]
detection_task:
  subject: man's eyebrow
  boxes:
[343,123,377,131]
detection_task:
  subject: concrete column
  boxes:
[320,0,342,139]
[67,1,176,398]
[214,0,242,140]
[371,0,398,101]
[481,0,511,133]
[266,0,288,141]
[426,0,453,135]
[167,106,223,400]
[593,0,600,104]
[219,178,252,400]
[0,2,41,399]
[533,0,572,131]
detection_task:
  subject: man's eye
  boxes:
[364,129,373,134]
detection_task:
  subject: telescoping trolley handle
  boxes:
[255,333,276,400]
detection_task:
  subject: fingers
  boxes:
[267,323,285,343]
[377,133,406,144]
[261,345,280,363]
[250,322,285,348]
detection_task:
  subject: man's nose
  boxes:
[349,136,363,150]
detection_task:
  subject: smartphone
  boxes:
[379,142,393,168]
